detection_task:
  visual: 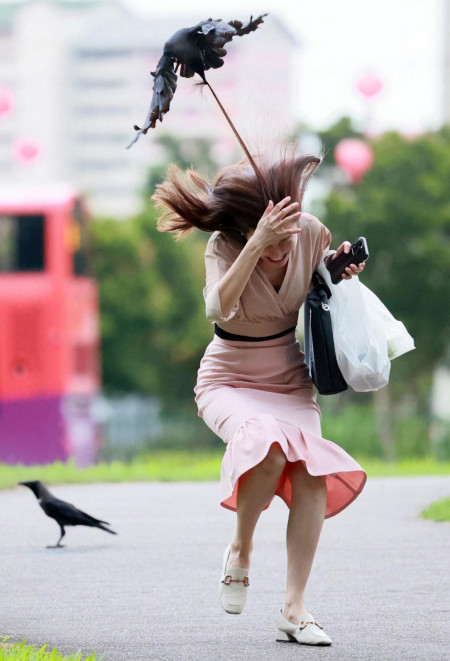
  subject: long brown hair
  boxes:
[152,152,321,243]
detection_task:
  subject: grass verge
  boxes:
[421,498,450,522]
[1,453,450,491]
[0,452,223,491]
[0,638,99,660]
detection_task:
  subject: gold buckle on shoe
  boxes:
[223,574,249,587]
[299,620,323,630]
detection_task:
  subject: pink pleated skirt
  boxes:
[194,330,366,518]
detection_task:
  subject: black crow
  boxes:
[19,481,117,548]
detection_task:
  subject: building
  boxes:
[0,184,101,466]
[0,1,299,217]
[444,0,450,124]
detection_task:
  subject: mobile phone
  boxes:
[326,237,369,284]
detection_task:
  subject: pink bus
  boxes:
[0,185,101,466]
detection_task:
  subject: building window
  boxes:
[76,133,130,144]
[72,200,89,277]
[0,214,45,272]
[75,49,132,59]
[73,78,127,89]
[74,105,128,116]
[73,342,98,376]
[74,160,126,171]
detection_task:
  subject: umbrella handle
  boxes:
[206,82,270,202]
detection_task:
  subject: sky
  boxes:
[124,0,447,134]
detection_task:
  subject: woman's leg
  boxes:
[228,443,287,569]
[282,461,327,622]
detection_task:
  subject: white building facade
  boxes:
[0,1,299,217]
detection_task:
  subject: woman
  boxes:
[153,153,367,646]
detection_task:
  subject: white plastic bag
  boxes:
[316,260,415,392]
[359,283,415,360]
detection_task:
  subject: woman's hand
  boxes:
[248,197,302,251]
[332,241,366,280]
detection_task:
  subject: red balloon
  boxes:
[334,139,374,184]
[356,74,383,99]
[0,86,14,119]
[13,137,43,164]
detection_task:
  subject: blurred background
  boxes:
[0,0,449,467]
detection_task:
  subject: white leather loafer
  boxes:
[219,544,249,615]
[275,610,332,646]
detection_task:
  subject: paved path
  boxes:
[1,477,449,661]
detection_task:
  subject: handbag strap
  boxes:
[311,271,332,299]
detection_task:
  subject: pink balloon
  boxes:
[334,139,374,184]
[356,74,383,98]
[13,137,43,164]
[0,86,14,119]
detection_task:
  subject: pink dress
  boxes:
[194,214,367,518]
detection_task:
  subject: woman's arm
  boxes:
[217,197,302,318]
[216,238,263,318]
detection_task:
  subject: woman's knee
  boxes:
[258,444,287,477]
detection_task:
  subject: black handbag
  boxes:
[304,272,348,395]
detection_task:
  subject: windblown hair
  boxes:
[152,152,321,244]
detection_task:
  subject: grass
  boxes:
[421,498,450,522]
[1,453,450,491]
[353,457,450,477]
[0,638,99,660]
[0,451,223,491]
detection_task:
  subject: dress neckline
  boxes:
[256,235,299,299]
[256,251,293,299]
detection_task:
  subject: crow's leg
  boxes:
[47,525,66,549]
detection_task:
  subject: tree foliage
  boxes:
[322,126,450,403]
[91,207,211,413]
[143,133,217,199]
[90,125,449,448]
[91,135,219,412]
[316,116,363,164]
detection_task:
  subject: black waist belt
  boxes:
[214,324,296,342]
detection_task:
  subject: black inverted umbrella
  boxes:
[127,15,268,191]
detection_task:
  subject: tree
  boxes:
[316,116,363,164]
[322,126,450,456]
[91,134,221,414]
[143,132,217,199]
[91,207,211,414]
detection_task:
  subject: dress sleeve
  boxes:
[203,234,240,324]
[312,221,333,270]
